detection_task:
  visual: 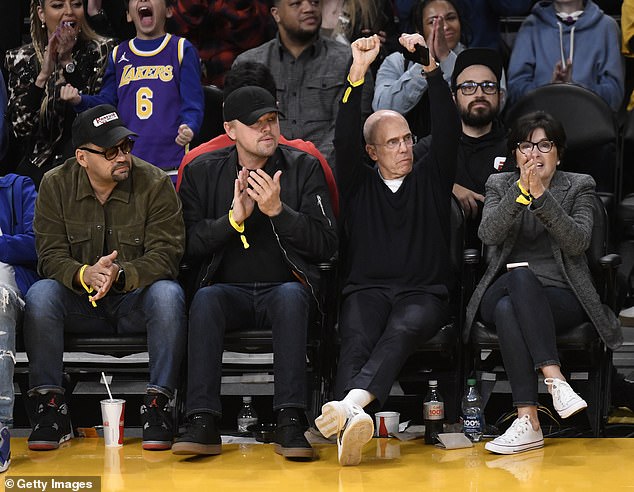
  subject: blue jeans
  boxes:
[23,279,186,398]
[0,285,20,427]
[185,282,311,417]
[480,268,588,406]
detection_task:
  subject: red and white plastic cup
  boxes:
[101,398,125,447]
[375,411,400,437]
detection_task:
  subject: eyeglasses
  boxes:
[455,81,499,96]
[79,138,134,161]
[372,134,415,150]
[517,140,555,155]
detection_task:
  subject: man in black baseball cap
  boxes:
[174,84,337,460]
[223,86,283,126]
[71,104,137,150]
[24,104,187,453]
[416,47,508,248]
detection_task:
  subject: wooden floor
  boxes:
[3,435,634,491]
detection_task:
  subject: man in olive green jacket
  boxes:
[23,105,186,452]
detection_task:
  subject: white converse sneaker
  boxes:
[485,415,544,455]
[337,411,374,466]
[545,378,588,419]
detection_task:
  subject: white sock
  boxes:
[343,389,375,409]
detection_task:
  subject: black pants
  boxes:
[480,268,588,406]
[334,285,449,406]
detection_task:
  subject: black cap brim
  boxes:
[92,126,138,148]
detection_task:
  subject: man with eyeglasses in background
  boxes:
[23,104,186,452]
[314,34,460,466]
[415,47,509,248]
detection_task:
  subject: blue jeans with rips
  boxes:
[185,282,311,417]
[23,279,186,398]
[0,285,20,427]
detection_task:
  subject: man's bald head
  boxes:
[363,110,408,144]
[364,110,414,180]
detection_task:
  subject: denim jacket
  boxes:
[34,156,185,294]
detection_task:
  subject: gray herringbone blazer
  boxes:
[464,170,623,350]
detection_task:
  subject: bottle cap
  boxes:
[467,378,476,386]
[429,380,438,386]
[243,396,252,403]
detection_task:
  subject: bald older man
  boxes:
[314,35,461,466]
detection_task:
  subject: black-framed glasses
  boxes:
[372,134,416,150]
[517,140,554,155]
[79,138,134,161]
[455,81,499,95]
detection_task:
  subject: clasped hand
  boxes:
[232,168,283,223]
[81,250,120,302]
[518,158,546,199]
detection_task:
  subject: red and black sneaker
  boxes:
[28,393,72,451]
[140,393,173,450]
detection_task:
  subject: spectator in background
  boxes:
[622,0,634,111]
[5,0,115,187]
[234,0,373,171]
[394,0,533,57]
[321,0,400,75]
[169,0,276,87]
[61,0,204,179]
[84,0,136,41]
[0,173,38,474]
[0,72,8,163]
[373,0,466,140]
[415,47,509,248]
[176,61,339,217]
[507,0,624,112]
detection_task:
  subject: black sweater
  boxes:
[334,69,460,294]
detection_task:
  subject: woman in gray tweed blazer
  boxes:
[464,111,622,455]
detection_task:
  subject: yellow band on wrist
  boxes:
[517,180,530,197]
[229,209,249,249]
[516,194,532,205]
[228,209,244,233]
[346,75,365,87]
[79,264,97,307]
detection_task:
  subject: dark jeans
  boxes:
[480,268,588,406]
[185,282,311,417]
[335,286,449,406]
[23,279,186,398]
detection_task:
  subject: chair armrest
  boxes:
[599,253,621,268]
[464,248,480,265]
[598,254,621,312]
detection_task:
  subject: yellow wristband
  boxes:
[228,209,244,233]
[79,264,97,307]
[517,180,530,196]
[229,209,249,249]
[516,194,532,205]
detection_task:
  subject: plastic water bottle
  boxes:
[237,396,258,432]
[462,378,484,442]
[423,380,445,445]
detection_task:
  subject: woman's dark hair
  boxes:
[507,111,567,160]
[409,0,471,47]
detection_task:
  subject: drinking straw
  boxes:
[102,371,114,400]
